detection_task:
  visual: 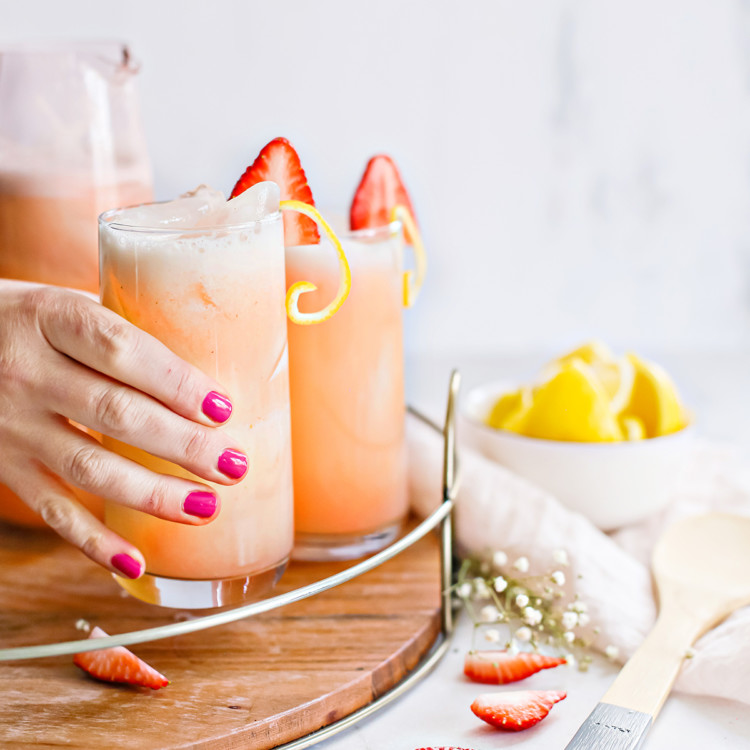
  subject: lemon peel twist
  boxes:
[280,200,352,325]
[390,204,427,308]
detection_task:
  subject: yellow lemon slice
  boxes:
[486,387,533,433]
[555,340,615,367]
[619,414,646,441]
[621,353,687,437]
[523,360,624,442]
[591,355,635,416]
[281,200,352,325]
[391,204,427,308]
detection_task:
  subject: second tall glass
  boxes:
[286,222,409,560]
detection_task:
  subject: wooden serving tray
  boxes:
[0,518,442,749]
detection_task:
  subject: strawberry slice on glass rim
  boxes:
[349,154,427,307]
[231,137,351,325]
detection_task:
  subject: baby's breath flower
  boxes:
[485,629,501,643]
[75,619,91,632]
[553,549,569,566]
[685,647,696,659]
[515,593,530,608]
[562,611,578,630]
[515,626,532,642]
[564,653,576,668]
[550,570,566,586]
[493,576,508,593]
[492,550,508,568]
[571,601,588,614]
[577,613,591,628]
[605,645,619,660]
[480,605,499,623]
[523,607,543,626]
[513,556,530,573]
[473,578,491,599]
[563,631,575,643]
[457,582,472,598]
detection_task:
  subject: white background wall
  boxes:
[3,0,750,358]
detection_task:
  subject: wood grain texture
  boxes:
[0,518,441,749]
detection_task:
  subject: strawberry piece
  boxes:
[230,137,319,246]
[464,649,566,685]
[73,626,169,690]
[471,690,566,732]
[349,155,418,243]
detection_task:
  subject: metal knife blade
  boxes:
[564,702,653,750]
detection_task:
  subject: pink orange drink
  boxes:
[287,224,407,558]
[99,182,350,608]
[289,155,426,560]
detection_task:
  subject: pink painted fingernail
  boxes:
[183,490,217,518]
[111,553,142,579]
[202,391,233,423]
[218,449,248,479]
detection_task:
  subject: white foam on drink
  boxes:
[110,182,280,229]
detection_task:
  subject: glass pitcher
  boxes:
[0,41,153,528]
[0,41,153,293]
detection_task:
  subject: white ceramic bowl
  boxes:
[461,381,694,531]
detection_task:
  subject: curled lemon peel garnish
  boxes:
[391,204,427,308]
[280,200,352,325]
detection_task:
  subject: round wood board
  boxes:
[0,518,442,749]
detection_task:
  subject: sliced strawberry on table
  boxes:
[230,136,319,247]
[73,626,169,690]
[471,690,566,732]
[464,649,566,685]
[349,154,418,244]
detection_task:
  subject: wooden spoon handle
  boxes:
[602,608,702,718]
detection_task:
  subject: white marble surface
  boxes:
[317,352,750,750]
[4,0,750,357]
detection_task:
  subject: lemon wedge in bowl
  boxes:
[523,360,624,442]
[620,353,689,438]
[485,387,532,433]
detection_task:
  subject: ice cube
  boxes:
[219,181,280,226]
[114,185,227,228]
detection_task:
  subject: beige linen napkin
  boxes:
[407,414,750,706]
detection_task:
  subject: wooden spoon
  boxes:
[565,513,750,749]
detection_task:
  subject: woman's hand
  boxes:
[0,280,248,579]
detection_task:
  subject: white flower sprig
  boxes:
[453,548,601,671]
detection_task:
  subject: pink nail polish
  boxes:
[218,449,248,479]
[183,490,217,518]
[202,391,232,423]
[111,553,142,579]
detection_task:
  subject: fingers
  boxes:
[1,464,146,578]
[43,356,248,485]
[31,418,222,525]
[30,287,234,427]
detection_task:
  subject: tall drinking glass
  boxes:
[286,221,410,560]
[98,189,350,608]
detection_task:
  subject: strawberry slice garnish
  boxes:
[464,650,566,685]
[230,137,319,246]
[73,626,169,690]
[471,690,566,732]
[349,154,418,243]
